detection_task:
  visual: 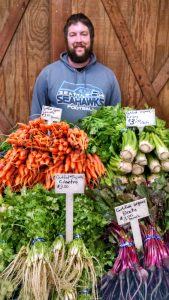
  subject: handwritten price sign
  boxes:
[41,105,62,123]
[115,198,149,250]
[55,174,85,194]
[115,198,149,225]
[126,109,156,128]
[55,174,85,242]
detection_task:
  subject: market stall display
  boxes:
[0,104,169,299]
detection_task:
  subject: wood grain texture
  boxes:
[0,0,30,64]
[153,57,169,95]
[0,0,169,132]
[50,0,72,62]
[100,0,165,119]
[0,0,49,132]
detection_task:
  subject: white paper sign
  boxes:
[126,109,156,128]
[55,174,85,194]
[115,198,149,225]
[115,198,149,250]
[41,105,62,122]
[55,174,85,243]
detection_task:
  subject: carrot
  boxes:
[65,155,71,172]
[85,167,92,183]
[88,166,98,180]
[18,164,25,177]
[5,166,16,181]
[70,159,76,170]
[70,150,81,163]
[19,149,29,161]
[14,160,23,167]
[58,144,64,152]
[75,161,83,173]
[49,147,59,154]
[14,175,22,186]
[57,163,65,174]
[0,162,13,178]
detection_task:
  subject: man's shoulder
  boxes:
[94,61,116,76]
[42,60,62,71]
[38,60,64,78]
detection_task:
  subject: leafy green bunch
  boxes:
[78,105,127,162]
[0,184,116,274]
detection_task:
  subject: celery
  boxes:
[120,129,138,162]
[161,159,169,172]
[135,150,147,166]
[132,163,144,175]
[139,132,155,153]
[109,155,132,174]
[147,174,161,184]
[129,174,146,185]
[147,153,161,174]
[151,133,169,160]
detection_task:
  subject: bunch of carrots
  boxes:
[0,118,106,193]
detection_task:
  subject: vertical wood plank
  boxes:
[127,0,159,107]
[100,0,164,120]
[50,0,72,62]
[0,0,169,132]
[0,0,50,130]
[153,0,169,76]
[0,0,30,64]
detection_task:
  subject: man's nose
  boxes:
[75,34,82,42]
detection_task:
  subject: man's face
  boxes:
[66,22,93,63]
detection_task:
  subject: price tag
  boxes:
[115,198,149,249]
[55,174,85,242]
[55,174,85,194]
[41,105,62,123]
[126,109,156,128]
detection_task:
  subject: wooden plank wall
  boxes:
[0,0,50,133]
[0,0,169,133]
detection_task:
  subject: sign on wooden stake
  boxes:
[55,174,85,242]
[115,198,149,250]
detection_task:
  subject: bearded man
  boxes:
[31,13,121,123]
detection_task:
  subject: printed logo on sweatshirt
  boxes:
[56,81,105,111]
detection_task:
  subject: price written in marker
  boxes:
[115,198,149,250]
[126,109,156,128]
[55,174,85,194]
[41,105,62,123]
[55,174,85,242]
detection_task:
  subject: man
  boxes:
[31,13,121,123]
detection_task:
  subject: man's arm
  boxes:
[30,72,49,120]
[110,74,121,106]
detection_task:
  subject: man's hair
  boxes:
[64,13,94,40]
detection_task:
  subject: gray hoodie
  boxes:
[31,52,121,123]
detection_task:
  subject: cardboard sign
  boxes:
[115,198,149,250]
[126,109,156,128]
[55,174,85,194]
[41,105,62,123]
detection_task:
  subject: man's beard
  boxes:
[66,42,93,63]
